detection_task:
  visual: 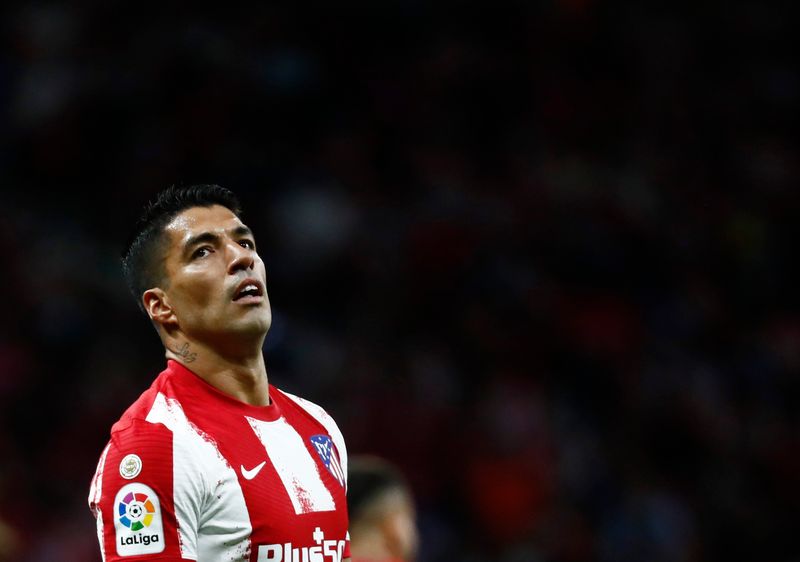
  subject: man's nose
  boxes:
[227,242,255,273]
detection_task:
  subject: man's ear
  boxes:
[142,288,177,329]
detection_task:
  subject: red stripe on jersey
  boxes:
[91,419,183,560]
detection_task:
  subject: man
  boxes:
[347,456,418,562]
[88,185,350,562]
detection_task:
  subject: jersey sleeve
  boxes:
[313,408,351,560]
[320,412,350,559]
[88,419,197,561]
[281,393,350,489]
[281,392,351,559]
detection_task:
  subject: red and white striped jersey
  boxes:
[88,360,350,561]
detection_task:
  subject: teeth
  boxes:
[237,284,259,299]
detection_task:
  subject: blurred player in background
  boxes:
[88,185,351,561]
[347,456,418,562]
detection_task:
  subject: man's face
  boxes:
[158,204,271,341]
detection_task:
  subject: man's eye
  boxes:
[239,240,255,250]
[192,247,212,259]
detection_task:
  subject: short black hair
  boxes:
[122,184,242,313]
[347,456,410,524]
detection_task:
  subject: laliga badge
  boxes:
[114,482,165,555]
[120,454,143,480]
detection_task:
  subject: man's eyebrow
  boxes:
[232,225,253,238]
[183,231,220,252]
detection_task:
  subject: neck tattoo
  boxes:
[172,342,198,363]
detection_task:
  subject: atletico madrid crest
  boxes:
[309,435,345,489]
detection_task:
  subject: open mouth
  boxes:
[233,279,264,301]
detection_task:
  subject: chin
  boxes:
[238,310,272,335]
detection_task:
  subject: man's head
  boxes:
[123,185,271,346]
[348,456,419,562]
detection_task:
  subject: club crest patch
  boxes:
[119,454,142,479]
[309,434,345,488]
[114,483,165,556]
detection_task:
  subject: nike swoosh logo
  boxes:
[241,461,267,480]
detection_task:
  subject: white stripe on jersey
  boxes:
[247,416,336,514]
[282,393,349,491]
[146,392,252,560]
[89,442,111,562]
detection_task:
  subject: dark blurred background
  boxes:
[0,2,797,561]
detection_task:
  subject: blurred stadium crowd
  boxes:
[0,2,797,561]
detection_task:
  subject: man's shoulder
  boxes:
[110,386,161,435]
[273,387,347,447]
[110,367,175,436]
[274,386,336,425]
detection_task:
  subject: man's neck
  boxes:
[165,338,270,407]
